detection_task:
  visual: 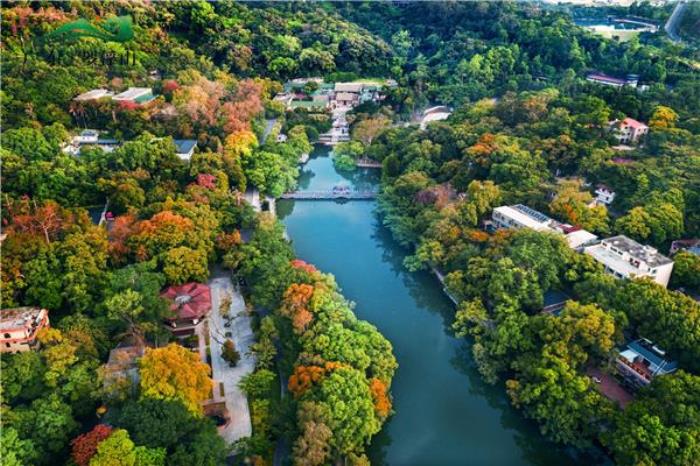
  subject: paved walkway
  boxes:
[208,274,256,443]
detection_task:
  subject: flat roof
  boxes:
[335,92,360,101]
[586,244,646,276]
[74,89,114,101]
[113,87,152,100]
[603,235,673,267]
[1,307,45,330]
[494,205,553,231]
[335,82,364,93]
[565,229,598,248]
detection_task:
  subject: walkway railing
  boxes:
[280,190,378,200]
[356,158,382,168]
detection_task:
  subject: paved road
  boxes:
[665,0,687,42]
[208,274,256,444]
[262,118,277,144]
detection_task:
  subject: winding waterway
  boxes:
[278,146,608,466]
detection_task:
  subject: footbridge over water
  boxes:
[280,189,378,200]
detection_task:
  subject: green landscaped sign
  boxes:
[43,15,134,44]
[26,15,136,67]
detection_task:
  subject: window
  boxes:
[5,343,10,348]
[3,333,10,339]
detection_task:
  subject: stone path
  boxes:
[208,274,256,444]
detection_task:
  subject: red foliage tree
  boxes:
[4,197,72,245]
[290,259,318,275]
[196,173,218,190]
[70,424,114,466]
[162,79,180,94]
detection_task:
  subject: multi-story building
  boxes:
[611,117,649,144]
[616,339,677,388]
[491,204,598,249]
[594,184,616,206]
[1,307,50,353]
[584,235,674,287]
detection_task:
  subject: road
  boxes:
[208,273,256,444]
[665,0,688,42]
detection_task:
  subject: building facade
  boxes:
[616,339,677,388]
[1,307,50,353]
[594,185,616,206]
[112,87,155,105]
[584,235,674,287]
[612,117,649,144]
[491,204,598,249]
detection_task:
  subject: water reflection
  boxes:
[280,148,611,466]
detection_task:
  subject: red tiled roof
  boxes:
[161,282,211,321]
[621,117,647,130]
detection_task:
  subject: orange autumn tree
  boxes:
[281,283,315,334]
[139,343,212,415]
[288,365,326,398]
[288,362,348,398]
[131,210,194,260]
[369,378,392,418]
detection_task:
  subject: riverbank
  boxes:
[277,148,607,465]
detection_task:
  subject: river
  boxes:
[278,146,608,466]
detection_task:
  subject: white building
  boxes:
[611,117,649,144]
[74,88,114,102]
[595,185,616,206]
[420,106,452,129]
[174,139,197,161]
[1,307,50,353]
[334,82,364,93]
[584,235,674,287]
[491,204,598,249]
[112,87,154,105]
[74,129,99,144]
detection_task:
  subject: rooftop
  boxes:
[0,307,46,331]
[74,88,114,101]
[493,205,554,231]
[621,339,678,374]
[565,229,598,249]
[335,91,359,101]
[586,72,628,86]
[334,82,364,93]
[621,117,648,129]
[161,283,211,321]
[173,139,197,154]
[602,235,673,267]
[113,87,153,100]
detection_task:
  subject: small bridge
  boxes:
[356,158,382,169]
[280,190,378,200]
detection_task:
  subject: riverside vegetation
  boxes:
[1,2,699,466]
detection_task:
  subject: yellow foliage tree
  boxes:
[139,343,212,415]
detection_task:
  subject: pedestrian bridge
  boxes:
[280,190,378,200]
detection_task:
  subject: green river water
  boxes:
[278,146,609,466]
